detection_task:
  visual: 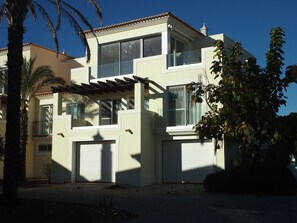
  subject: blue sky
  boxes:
[0,0,296,115]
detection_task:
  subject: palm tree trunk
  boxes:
[3,13,25,204]
[19,104,28,181]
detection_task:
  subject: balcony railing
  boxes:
[33,120,52,137]
[168,49,201,67]
[99,59,133,78]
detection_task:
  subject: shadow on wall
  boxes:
[51,160,75,183]
[162,164,220,184]
[162,141,221,184]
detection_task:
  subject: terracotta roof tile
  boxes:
[85,12,204,37]
[0,42,74,58]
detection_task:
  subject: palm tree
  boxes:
[19,56,65,181]
[0,0,102,204]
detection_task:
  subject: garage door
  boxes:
[163,140,214,183]
[77,141,117,182]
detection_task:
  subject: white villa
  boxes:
[0,12,252,186]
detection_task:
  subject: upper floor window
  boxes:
[170,37,186,66]
[168,36,201,67]
[168,85,201,126]
[99,35,161,78]
[143,36,161,57]
[67,103,85,120]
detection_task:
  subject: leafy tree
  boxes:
[286,65,297,83]
[0,0,102,204]
[190,27,293,165]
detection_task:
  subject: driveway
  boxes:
[2,183,297,223]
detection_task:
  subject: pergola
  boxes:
[51,75,149,95]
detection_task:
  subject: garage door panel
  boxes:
[163,140,214,183]
[77,142,116,182]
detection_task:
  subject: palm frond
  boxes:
[0,5,5,22]
[86,0,102,24]
[52,3,91,62]
[28,2,37,21]
[54,0,61,30]
[21,57,65,100]
[33,1,59,55]
[60,1,98,42]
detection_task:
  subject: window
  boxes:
[168,85,201,126]
[100,43,119,78]
[39,104,53,135]
[99,35,161,78]
[38,144,52,152]
[143,36,161,57]
[100,99,122,125]
[169,37,187,66]
[67,103,85,120]
[120,39,141,75]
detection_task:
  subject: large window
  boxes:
[100,99,122,125]
[100,43,120,78]
[120,39,141,75]
[168,85,201,126]
[67,103,85,120]
[99,35,161,78]
[170,37,186,66]
[168,36,201,67]
[143,36,161,57]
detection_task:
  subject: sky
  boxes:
[0,0,296,115]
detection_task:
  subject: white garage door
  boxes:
[77,141,117,182]
[163,140,215,183]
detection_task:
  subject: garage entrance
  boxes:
[76,141,117,182]
[162,140,215,183]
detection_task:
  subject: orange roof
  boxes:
[85,12,204,37]
[0,42,74,58]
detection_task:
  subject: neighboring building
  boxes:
[0,43,81,179]
[0,12,252,186]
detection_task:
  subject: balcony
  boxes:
[168,49,201,67]
[33,120,52,137]
[99,60,134,78]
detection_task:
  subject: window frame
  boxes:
[99,34,162,78]
[168,84,201,127]
[66,103,85,120]
[100,98,122,125]
[37,144,52,153]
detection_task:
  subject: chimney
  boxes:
[200,23,208,36]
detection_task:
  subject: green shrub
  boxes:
[204,164,297,195]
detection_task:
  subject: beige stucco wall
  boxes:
[50,15,254,186]
[0,44,77,180]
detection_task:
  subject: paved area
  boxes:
[2,183,297,223]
